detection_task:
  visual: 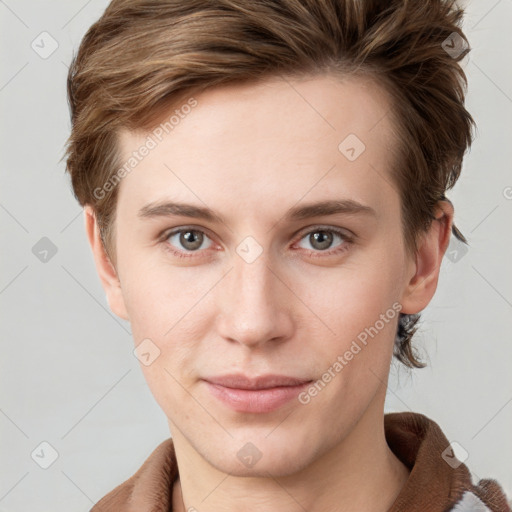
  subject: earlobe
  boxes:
[400,201,454,315]
[83,206,130,321]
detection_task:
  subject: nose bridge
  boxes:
[233,248,273,305]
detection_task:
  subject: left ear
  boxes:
[400,200,454,314]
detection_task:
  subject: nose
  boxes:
[215,250,294,350]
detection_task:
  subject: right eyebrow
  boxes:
[138,201,226,224]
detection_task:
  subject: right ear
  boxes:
[83,205,130,321]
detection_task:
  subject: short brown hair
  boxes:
[65,0,474,369]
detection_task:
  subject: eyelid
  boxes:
[159,224,215,242]
[293,224,354,241]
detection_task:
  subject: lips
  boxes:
[203,373,312,390]
[203,374,313,413]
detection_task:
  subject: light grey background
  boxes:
[1,1,511,510]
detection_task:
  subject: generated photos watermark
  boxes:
[93,97,198,200]
[298,301,403,405]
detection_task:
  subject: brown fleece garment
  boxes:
[385,412,509,512]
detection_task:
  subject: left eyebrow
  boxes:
[137,198,377,224]
[284,199,377,221]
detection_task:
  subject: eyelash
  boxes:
[159,225,354,260]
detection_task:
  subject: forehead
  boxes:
[115,73,398,224]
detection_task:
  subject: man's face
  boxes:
[111,74,415,476]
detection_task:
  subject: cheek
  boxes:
[120,251,212,335]
[297,253,404,341]
[298,267,401,419]
[127,286,201,418]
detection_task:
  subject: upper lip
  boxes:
[204,374,312,390]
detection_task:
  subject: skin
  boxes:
[85,73,453,512]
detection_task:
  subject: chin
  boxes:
[203,437,314,478]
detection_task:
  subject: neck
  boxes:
[171,399,410,512]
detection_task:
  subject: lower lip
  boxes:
[204,380,312,413]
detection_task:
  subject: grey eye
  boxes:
[167,229,212,252]
[297,229,345,252]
